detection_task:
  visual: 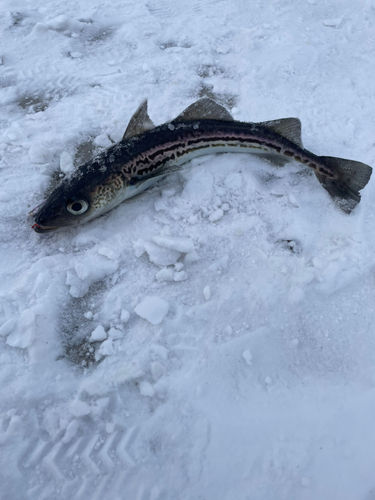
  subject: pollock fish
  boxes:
[31,98,372,232]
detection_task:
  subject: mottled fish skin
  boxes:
[32,98,372,232]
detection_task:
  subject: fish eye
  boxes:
[66,198,89,215]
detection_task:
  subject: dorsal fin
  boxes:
[173,98,234,122]
[258,118,303,148]
[123,99,155,140]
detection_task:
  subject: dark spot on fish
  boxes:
[284,151,293,157]
[309,163,317,169]
[148,151,158,161]
[147,143,182,161]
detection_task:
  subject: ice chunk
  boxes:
[108,327,123,340]
[98,338,114,356]
[120,309,130,323]
[60,151,74,174]
[144,241,181,266]
[71,400,91,417]
[203,286,211,301]
[0,191,12,202]
[106,422,115,433]
[209,209,224,222]
[173,271,188,281]
[67,254,119,298]
[134,296,169,325]
[90,325,107,342]
[152,235,195,253]
[151,361,166,381]
[94,134,112,148]
[323,17,342,27]
[184,250,199,264]
[139,381,155,397]
[30,22,49,35]
[242,350,252,365]
[97,246,119,260]
[47,14,71,30]
[62,419,79,444]
[0,318,16,337]
[133,239,146,257]
[156,267,174,282]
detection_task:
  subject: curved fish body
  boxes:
[31,98,372,232]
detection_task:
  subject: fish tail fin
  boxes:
[315,156,372,213]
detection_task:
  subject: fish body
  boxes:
[32,98,372,232]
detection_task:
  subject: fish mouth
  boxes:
[31,222,60,233]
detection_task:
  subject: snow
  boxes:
[139,380,155,397]
[134,296,170,325]
[143,240,181,266]
[1,0,375,498]
[152,234,195,253]
[89,325,107,342]
[97,338,114,357]
[120,309,130,323]
[203,285,211,300]
[209,208,224,222]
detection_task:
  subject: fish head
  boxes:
[31,170,126,233]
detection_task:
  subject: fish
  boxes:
[31,97,372,233]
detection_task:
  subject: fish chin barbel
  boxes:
[31,98,372,233]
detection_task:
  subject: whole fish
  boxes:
[31,98,372,232]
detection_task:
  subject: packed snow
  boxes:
[1,0,375,499]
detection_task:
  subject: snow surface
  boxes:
[1,0,375,499]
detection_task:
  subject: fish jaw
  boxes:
[31,222,60,233]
